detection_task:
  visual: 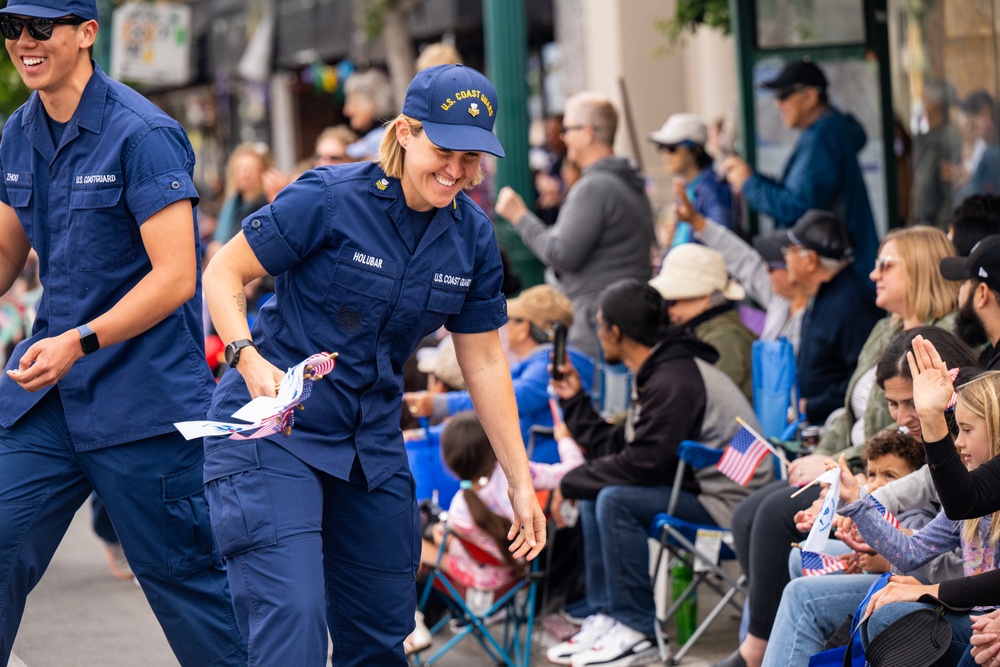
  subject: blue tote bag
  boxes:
[751,337,799,440]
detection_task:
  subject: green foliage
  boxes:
[0,56,29,125]
[362,0,399,42]
[655,0,732,45]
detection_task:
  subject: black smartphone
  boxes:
[551,323,567,380]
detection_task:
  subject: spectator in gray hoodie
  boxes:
[496,92,655,359]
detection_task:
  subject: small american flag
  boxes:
[946,367,960,411]
[717,427,770,486]
[304,353,337,379]
[802,550,848,577]
[871,497,900,529]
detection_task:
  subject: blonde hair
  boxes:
[224,142,272,199]
[881,227,958,322]
[567,92,618,146]
[375,115,485,188]
[957,371,1000,549]
[315,125,358,149]
[416,43,462,71]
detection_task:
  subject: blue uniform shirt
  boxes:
[207,162,507,489]
[0,63,214,450]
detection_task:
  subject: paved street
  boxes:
[9,504,739,666]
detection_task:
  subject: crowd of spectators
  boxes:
[14,40,1000,667]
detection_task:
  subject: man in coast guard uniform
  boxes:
[0,1,245,664]
[203,64,545,665]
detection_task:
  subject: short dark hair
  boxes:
[950,195,1000,256]
[865,429,925,472]
[691,144,714,170]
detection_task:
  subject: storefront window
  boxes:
[756,0,866,48]
[895,0,1000,229]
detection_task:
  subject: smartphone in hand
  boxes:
[551,323,567,380]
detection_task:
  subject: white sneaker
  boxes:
[569,621,657,667]
[546,613,615,665]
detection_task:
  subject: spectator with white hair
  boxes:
[344,68,395,160]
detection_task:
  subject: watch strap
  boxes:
[76,324,100,354]
[226,339,257,367]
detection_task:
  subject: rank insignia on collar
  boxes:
[376,178,389,191]
[468,103,480,118]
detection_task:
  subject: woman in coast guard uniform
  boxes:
[202,64,546,666]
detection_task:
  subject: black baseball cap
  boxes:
[940,234,1000,291]
[760,59,828,94]
[752,210,851,264]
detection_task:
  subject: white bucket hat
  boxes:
[649,244,745,301]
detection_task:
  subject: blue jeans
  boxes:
[579,484,714,637]
[862,601,974,666]
[761,574,878,667]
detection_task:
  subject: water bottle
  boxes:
[670,560,698,644]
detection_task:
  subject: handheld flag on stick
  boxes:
[174,352,338,440]
[718,426,771,486]
[799,467,842,554]
[801,550,849,577]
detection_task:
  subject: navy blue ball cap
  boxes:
[402,64,505,158]
[0,0,98,21]
[760,58,827,92]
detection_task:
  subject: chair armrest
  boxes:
[676,440,724,470]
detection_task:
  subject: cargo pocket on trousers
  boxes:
[162,464,216,575]
[203,441,277,559]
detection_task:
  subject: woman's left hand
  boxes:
[864,576,937,620]
[506,484,546,561]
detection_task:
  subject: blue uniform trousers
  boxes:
[0,390,247,666]
[204,437,420,667]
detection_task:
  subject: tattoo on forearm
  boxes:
[236,290,247,316]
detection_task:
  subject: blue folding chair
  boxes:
[413,522,542,667]
[649,440,748,665]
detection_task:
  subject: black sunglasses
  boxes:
[774,85,808,102]
[0,16,84,41]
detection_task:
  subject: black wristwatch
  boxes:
[75,324,100,355]
[225,339,257,368]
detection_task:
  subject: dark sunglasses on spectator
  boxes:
[0,15,84,41]
[774,85,808,102]
[658,141,695,154]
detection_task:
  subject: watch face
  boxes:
[225,344,237,367]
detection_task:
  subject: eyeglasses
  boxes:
[560,124,588,136]
[873,255,898,273]
[774,85,808,102]
[0,16,85,41]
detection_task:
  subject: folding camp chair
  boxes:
[649,440,748,665]
[413,523,542,667]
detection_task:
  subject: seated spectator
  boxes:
[676,180,808,352]
[941,235,1000,367]
[403,285,594,463]
[755,210,883,425]
[761,430,959,666]
[343,69,394,161]
[819,226,959,466]
[837,368,1000,664]
[546,279,772,667]
[407,410,584,654]
[720,325,977,667]
[651,113,736,230]
[650,243,756,402]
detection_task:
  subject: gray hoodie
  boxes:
[514,156,655,358]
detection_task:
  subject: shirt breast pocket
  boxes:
[425,285,468,330]
[69,181,134,271]
[311,262,395,359]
